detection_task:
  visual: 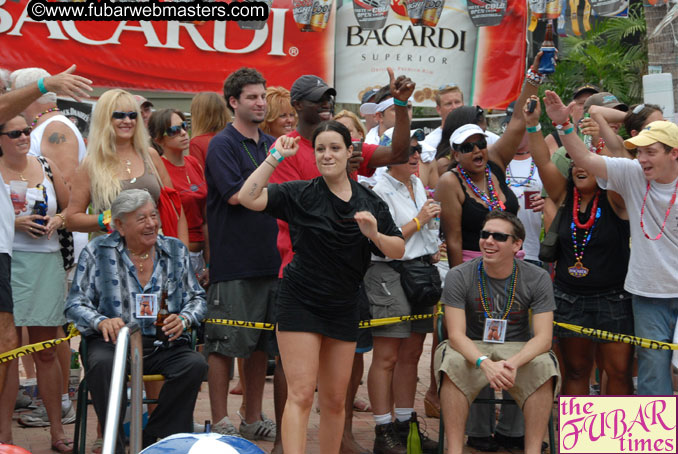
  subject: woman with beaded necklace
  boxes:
[66,89,188,245]
[525,95,633,396]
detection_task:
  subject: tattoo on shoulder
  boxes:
[248,183,258,197]
[48,133,67,145]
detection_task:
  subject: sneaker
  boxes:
[15,389,33,410]
[212,417,240,436]
[17,402,76,427]
[239,417,276,442]
[374,422,407,454]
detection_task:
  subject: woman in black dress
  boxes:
[240,121,405,454]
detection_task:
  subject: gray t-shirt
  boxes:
[597,156,678,297]
[443,257,555,341]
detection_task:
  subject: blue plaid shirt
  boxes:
[65,231,206,337]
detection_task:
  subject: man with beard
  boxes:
[270,68,414,454]
[204,68,280,447]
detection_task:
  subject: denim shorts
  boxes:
[554,286,634,342]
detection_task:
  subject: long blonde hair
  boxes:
[84,89,152,213]
[190,92,230,137]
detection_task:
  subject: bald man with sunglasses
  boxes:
[434,211,560,454]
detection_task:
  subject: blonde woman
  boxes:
[66,89,188,245]
[189,92,230,167]
[261,86,296,138]
[334,110,366,141]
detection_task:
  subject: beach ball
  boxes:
[140,433,265,454]
[0,445,32,454]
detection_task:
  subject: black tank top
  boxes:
[453,160,519,251]
[555,190,630,295]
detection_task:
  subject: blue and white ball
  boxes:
[140,433,265,454]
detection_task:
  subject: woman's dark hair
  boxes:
[624,104,662,135]
[147,109,186,155]
[436,106,485,161]
[312,120,352,149]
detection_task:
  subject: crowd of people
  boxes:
[0,55,677,454]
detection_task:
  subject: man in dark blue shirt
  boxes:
[204,68,280,446]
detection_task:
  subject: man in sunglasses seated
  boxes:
[434,211,560,454]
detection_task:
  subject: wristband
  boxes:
[98,213,106,230]
[37,78,48,95]
[413,217,421,231]
[393,98,408,107]
[526,124,542,133]
[552,120,572,130]
[558,126,575,136]
[269,148,284,162]
[178,315,189,332]
[476,355,488,369]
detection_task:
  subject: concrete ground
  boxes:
[8,335,556,454]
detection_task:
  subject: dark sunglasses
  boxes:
[111,111,138,120]
[409,145,422,156]
[480,230,514,242]
[453,137,487,154]
[165,122,187,137]
[0,127,32,139]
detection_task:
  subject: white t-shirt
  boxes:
[506,157,543,261]
[29,114,88,260]
[597,156,678,297]
[422,127,442,162]
[371,172,439,261]
[5,168,59,253]
[0,188,14,256]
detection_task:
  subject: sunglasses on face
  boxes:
[0,127,32,139]
[165,122,187,137]
[409,145,422,156]
[480,230,513,242]
[111,111,138,120]
[453,138,487,154]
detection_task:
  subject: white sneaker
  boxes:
[212,416,240,437]
[239,417,276,442]
[18,401,75,427]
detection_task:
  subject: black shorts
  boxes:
[0,253,12,313]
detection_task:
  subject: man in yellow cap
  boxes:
[543,89,678,396]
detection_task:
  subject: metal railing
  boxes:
[102,323,144,454]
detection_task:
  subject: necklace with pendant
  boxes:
[130,250,151,273]
[123,159,137,183]
[568,190,601,278]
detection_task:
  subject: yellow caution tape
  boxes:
[0,324,80,364]
[554,322,678,350]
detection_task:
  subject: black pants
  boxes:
[84,335,207,453]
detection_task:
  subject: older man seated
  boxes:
[65,189,207,452]
[434,211,560,454]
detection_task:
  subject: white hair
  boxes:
[110,189,155,229]
[11,67,56,104]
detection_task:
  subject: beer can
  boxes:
[310,0,333,32]
[293,0,314,31]
[422,0,444,27]
[238,0,272,30]
[353,0,389,30]
[538,47,556,74]
[405,0,426,25]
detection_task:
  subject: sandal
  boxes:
[352,397,371,412]
[52,438,74,453]
[91,438,103,454]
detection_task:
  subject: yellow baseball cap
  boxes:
[624,120,678,150]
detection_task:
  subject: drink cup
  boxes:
[524,190,539,209]
[427,201,441,230]
[405,0,426,25]
[9,180,28,212]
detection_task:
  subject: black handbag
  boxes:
[37,157,75,270]
[538,202,566,263]
[389,258,442,308]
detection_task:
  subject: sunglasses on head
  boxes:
[453,137,487,154]
[165,122,187,137]
[111,111,138,120]
[438,83,459,91]
[480,230,513,242]
[409,145,422,156]
[0,127,32,139]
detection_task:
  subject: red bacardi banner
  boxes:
[0,0,335,93]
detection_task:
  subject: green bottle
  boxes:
[407,412,423,454]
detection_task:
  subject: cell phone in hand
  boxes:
[527,99,537,113]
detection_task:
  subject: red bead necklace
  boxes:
[640,178,678,241]
[572,187,600,230]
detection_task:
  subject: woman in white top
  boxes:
[0,115,72,452]
[364,133,441,452]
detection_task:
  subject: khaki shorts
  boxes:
[434,340,561,408]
